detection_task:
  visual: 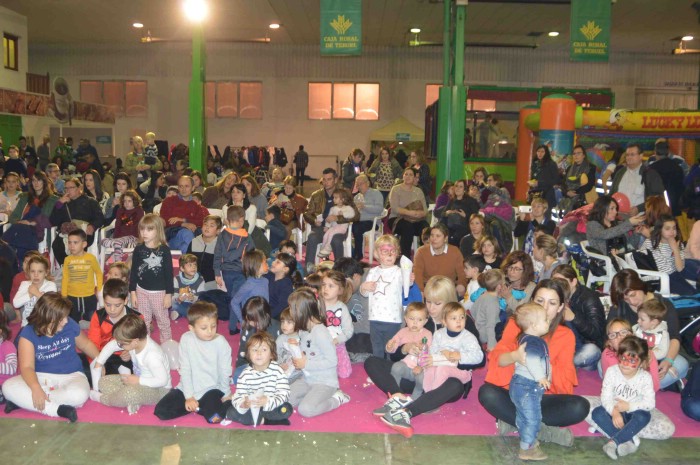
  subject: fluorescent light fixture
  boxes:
[133,22,144,28]
[183,0,208,23]
[269,23,281,29]
[410,27,421,34]
[548,31,559,37]
[682,35,694,41]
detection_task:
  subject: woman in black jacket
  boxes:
[441,179,480,246]
[528,145,560,214]
[552,264,606,370]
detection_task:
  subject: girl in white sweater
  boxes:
[591,335,655,460]
[13,255,56,327]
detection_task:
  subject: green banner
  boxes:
[570,0,610,62]
[320,0,362,56]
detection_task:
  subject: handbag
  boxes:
[280,208,296,225]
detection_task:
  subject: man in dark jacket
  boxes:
[649,141,684,217]
[610,143,664,215]
[50,177,105,264]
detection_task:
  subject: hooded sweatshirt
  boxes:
[213,227,255,276]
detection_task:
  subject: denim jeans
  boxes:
[509,374,544,449]
[166,226,197,255]
[369,321,402,359]
[681,397,700,421]
[659,354,689,390]
[574,343,602,371]
[591,406,651,445]
[171,299,193,319]
[221,271,245,300]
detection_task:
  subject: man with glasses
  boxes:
[50,177,105,265]
[46,163,65,194]
[159,176,205,254]
[610,143,664,216]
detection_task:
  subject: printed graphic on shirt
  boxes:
[139,251,164,277]
[373,276,390,295]
[36,336,72,363]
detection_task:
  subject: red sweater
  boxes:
[160,196,205,228]
[114,206,145,238]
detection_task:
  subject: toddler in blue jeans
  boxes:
[509,303,551,461]
[592,335,654,460]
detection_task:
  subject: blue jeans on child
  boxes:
[591,406,651,445]
[369,321,402,359]
[509,374,545,449]
[171,300,193,319]
[222,271,245,299]
[166,226,199,255]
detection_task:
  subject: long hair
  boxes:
[535,145,552,164]
[138,213,167,246]
[644,196,672,228]
[113,172,132,192]
[83,169,104,201]
[588,195,617,225]
[323,270,352,303]
[288,287,325,332]
[27,292,72,337]
[531,278,570,339]
[275,252,304,288]
[231,183,251,210]
[241,174,261,197]
[242,296,272,332]
[650,214,680,249]
[28,171,55,206]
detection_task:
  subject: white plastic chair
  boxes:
[291,214,304,261]
[363,208,388,264]
[428,203,437,226]
[313,223,353,265]
[207,208,224,221]
[580,240,671,295]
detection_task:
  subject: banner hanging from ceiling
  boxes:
[320,0,362,56]
[570,0,610,62]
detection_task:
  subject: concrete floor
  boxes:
[1,418,698,465]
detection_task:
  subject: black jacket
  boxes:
[569,284,606,349]
[50,194,105,231]
[607,293,680,341]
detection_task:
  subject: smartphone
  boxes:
[115,192,122,199]
[519,206,532,214]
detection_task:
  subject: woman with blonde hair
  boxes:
[202,171,239,209]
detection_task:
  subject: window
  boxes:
[3,33,18,71]
[80,80,148,117]
[308,82,379,120]
[205,81,263,119]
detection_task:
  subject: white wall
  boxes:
[0,6,28,91]
[26,42,700,162]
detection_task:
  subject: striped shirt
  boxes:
[232,361,290,412]
[640,239,685,274]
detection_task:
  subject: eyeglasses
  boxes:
[116,340,132,349]
[607,329,631,340]
[508,266,523,272]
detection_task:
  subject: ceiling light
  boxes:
[183,0,208,23]
[548,31,559,37]
[410,27,421,34]
[682,35,694,41]
[133,22,144,28]
[269,23,281,29]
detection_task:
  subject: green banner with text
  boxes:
[320,0,362,56]
[570,0,610,62]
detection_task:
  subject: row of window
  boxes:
[79,82,490,120]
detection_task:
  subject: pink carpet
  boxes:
[4,318,699,438]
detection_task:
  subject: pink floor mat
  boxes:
[4,318,698,438]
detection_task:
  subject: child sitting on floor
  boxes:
[592,336,655,460]
[276,307,302,381]
[233,297,281,384]
[265,252,303,320]
[229,250,269,335]
[154,302,232,424]
[321,270,354,379]
[170,254,206,321]
[97,262,130,310]
[632,299,670,365]
[87,279,141,376]
[0,310,17,403]
[90,314,171,414]
[462,255,486,311]
[385,302,432,400]
[470,269,506,350]
[226,332,293,426]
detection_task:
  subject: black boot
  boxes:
[4,400,20,414]
[57,405,78,423]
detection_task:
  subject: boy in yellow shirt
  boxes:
[62,229,103,328]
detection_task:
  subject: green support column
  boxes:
[435,1,467,197]
[188,24,207,176]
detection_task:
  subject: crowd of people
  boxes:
[0,135,699,461]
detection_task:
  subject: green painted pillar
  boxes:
[189,24,207,176]
[435,1,467,197]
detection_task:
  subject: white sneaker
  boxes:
[89,390,102,403]
[127,404,141,415]
[170,310,179,321]
[331,390,350,407]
